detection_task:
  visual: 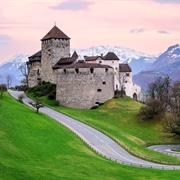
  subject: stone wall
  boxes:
[28,62,41,88]
[41,38,70,83]
[56,67,114,109]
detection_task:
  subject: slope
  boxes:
[1,93,180,179]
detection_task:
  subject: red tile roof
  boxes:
[41,25,70,41]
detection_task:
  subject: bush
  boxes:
[18,94,24,103]
[27,82,56,100]
[163,113,180,137]
[138,99,165,120]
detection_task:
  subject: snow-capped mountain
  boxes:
[71,45,158,75]
[0,54,29,87]
[0,45,159,87]
[133,44,180,91]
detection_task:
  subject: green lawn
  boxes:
[36,95,180,165]
[1,93,180,179]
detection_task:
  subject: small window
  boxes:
[95,102,99,105]
[99,61,102,64]
[105,68,108,72]
[90,68,94,73]
[115,67,117,70]
[126,73,129,77]
[63,69,66,74]
[102,82,106,85]
[37,69,40,75]
[37,78,41,80]
[75,68,79,74]
[112,61,114,63]
[125,81,127,83]
[97,89,102,92]
[124,87,126,89]
[116,85,118,90]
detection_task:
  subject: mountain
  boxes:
[133,44,180,91]
[71,45,158,75]
[0,54,29,87]
[0,46,157,87]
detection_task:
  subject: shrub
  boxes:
[91,106,98,110]
[138,99,165,120]
[163,113,180,137]
[18,94,24,103]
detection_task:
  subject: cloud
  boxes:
[157,30,170,34]
[130,28,145,33]
[153,0,180,4]
[50,0,93,11]
[0,34,10,44]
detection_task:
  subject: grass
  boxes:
[172,149,180,152]
[27,92,180,165]
[1,93,180,179]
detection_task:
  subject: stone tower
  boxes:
[41,25,70,83]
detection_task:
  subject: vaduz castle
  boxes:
[27,25,141,109]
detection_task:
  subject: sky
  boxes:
[0,0,180,64]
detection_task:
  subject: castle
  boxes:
[27,25,141,109]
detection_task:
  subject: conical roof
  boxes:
[41,25,70,41]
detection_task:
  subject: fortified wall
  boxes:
[56,65,114,109]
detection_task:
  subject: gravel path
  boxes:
[8,90,180,170]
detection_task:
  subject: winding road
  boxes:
[8,90,180,170]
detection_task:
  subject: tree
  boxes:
[19,63,29,88]
[6,75,12,88]
[163,113,180,137]
[0,84,7,99]
[138,99,165,120]
[29,98,43,113]
[148,76,171,108]
[171,80,180,114]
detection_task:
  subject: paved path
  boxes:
[148,145,180,158]
[8,90,180,170]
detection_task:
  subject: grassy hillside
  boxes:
[1,93,180,179]
[27,87,180,165]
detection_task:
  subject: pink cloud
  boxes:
[0,0,180,64]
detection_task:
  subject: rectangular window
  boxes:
[97,89,102,92]
[126,73,129,77]
[75,68,79,74]
[90,68,94,73]
[102,82,106,85]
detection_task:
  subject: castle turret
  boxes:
[41,25,70,83]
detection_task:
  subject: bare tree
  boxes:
[19,63,29,88]
[148,76,171,108]
[29,98,43,113]
[171,80,180,113]
[6,75,12,88]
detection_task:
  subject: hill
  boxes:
[1,93,180,179]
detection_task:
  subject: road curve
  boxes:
[8,90,180,170]
[148,145,180,158]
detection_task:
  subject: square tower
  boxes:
[41,25,70,83]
